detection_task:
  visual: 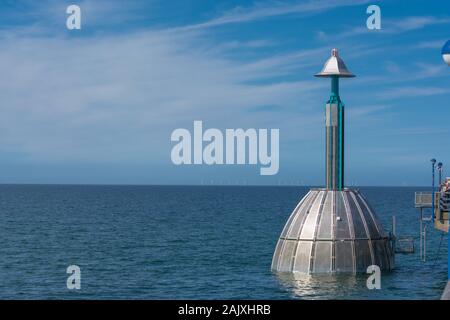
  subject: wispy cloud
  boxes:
[382,61,447,81]
[384,126,450,136]
[387,16,450,32]
[412,62,447,79]
[347,104,392,119]
[378,86,450,100]
[416,39,447,49]
[177,0,370,31]
[318,15,450,40]
[348,60,448,89]
[0,28,328,163]
[0,0,154,29]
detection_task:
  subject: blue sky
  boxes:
[0,0,449,185]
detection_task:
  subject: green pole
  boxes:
[326,76,344,190]
[331,76,339,99]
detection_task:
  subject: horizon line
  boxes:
[0,183,432,188]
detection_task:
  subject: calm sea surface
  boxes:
[0,185,447,299]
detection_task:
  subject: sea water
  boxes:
[0,185,446,299]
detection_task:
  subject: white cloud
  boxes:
[0,0,155,29]
[388,16,450,32]
[378,86,450,99]
[318,16,450,40]
[416,39,447,49]
[347,104,392,119]
[176,0,370,31]
[0,28,328,164]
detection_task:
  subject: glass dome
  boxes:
[271,189,395,273]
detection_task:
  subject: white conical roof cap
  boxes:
[315,48,355,78]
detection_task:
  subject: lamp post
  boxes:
[442,39,450,282]
[431,158,436,223]
[438,162,443,221]
[438,162,443,186]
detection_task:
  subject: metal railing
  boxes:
[395,236,415,253]
[415,192,433,208]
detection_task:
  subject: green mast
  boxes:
[315,49,355,191]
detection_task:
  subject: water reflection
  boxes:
[275,272,366,299]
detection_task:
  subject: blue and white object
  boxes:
[442,40,450,66]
